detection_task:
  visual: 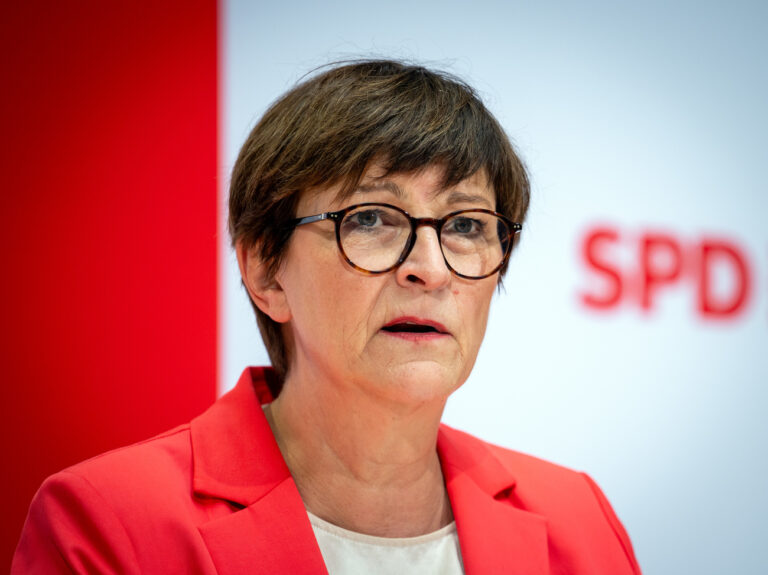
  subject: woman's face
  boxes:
[274,164,499,406]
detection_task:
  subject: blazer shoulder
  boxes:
[27,423,203,538]
[439,424,642,574]
[14,424,222,574]
[61,423,194,488]
[439,422,582,480]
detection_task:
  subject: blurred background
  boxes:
[3,0,766,572]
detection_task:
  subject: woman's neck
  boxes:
[264,370,453,538]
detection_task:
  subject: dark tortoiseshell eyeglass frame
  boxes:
[288,202,522,280]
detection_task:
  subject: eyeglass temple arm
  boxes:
[292,212,338,228]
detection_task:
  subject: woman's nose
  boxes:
[394,226,452,290]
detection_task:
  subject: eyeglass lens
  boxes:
[338,205,511,278]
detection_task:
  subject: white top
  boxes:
[308,512,465,575]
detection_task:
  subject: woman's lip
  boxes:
[381,331,448,342]
[381,316,449,334]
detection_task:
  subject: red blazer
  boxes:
[13,367,641,574]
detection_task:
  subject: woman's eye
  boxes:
[353,210,381,227]
[343,209,392,233]
[447,217,481,235]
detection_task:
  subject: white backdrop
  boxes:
[219,1,768,572]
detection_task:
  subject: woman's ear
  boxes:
[235,240,292,323]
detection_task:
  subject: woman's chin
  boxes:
[362,360,467,407]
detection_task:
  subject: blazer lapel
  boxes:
[438,426,550,575]
[198,479,328,575]
[190,367,328,574]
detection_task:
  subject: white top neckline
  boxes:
[307,511,457,546]
[307,511,465,574]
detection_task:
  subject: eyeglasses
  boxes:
[289,202,522,280]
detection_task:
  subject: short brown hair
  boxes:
[228,59,530,380]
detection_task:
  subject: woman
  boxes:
[14,60,641,574]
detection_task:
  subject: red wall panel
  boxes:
[0,1,218,566]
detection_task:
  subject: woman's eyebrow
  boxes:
[353,181,403,198]
[443,190,493,208]
[350,182,492,208]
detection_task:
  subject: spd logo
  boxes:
[578,225,757,319]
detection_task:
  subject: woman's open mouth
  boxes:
[380,318,449,340]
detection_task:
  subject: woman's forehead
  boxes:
[299,165,494,213]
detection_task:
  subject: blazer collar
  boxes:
[190,366,289,506]
[438,426,550,574]
[190,367,549,575]
[190,367,328,574]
